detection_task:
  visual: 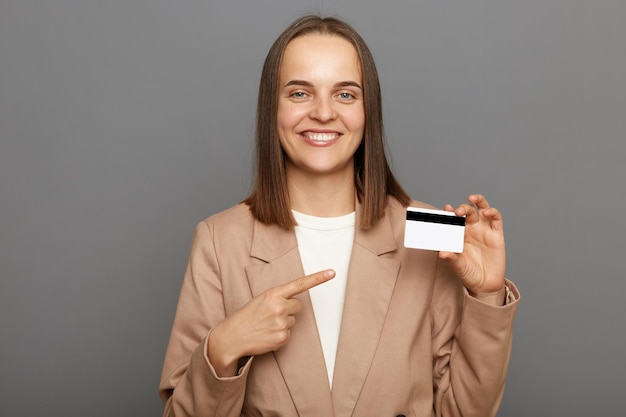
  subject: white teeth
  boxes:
[304,132,338,141]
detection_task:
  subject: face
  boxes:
[277,33,365,182]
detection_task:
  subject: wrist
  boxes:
[207,326,240,377]
[469,286,506,306]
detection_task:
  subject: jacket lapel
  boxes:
[245,219,335,416]
[331,206,401,417]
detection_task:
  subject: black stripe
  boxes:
[406,211,466,226]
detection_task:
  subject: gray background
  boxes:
[1,0,624,416]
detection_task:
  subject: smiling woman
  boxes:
[277,34,365,216]
[245,15,410,231]
[159,14,519,417]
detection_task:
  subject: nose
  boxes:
[309,96,337,122]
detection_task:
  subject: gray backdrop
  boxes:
[1,1,624,416]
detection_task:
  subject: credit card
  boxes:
[404,207,465,253]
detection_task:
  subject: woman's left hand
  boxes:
[439,194,506,304]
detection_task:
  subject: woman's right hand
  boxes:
[207,269,335,377]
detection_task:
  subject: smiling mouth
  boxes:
[301,132,340,142]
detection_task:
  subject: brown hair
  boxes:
[244,15,410,229]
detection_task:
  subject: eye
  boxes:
[338,92,355,100]
[290,91,307,99]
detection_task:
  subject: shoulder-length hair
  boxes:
[244,15,410,229]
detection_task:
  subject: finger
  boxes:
[440,203,474,227]
[483,207,502,221]
[444,203,473,226]
[278,269,335,299]
[282,298,303,316]
[438,250,458,261]
[274,314,297,331]
[482,207,504,231]
[468,194,490,210]
[443,203,455,213]
[454,203,479,223]
[438,251,466,271]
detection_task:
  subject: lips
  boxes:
[303,132,339,141]
[300,131,341,146]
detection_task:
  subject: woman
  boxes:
[159,15,519,417]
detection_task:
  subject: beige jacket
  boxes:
[159,197,519,417]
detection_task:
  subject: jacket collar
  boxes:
[246,199,401,417]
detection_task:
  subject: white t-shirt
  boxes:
[293,209,355,388]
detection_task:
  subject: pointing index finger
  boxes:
[278,270,335,299]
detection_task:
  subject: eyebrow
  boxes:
[284,80,362,90]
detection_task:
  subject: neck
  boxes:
[286,168,356,217]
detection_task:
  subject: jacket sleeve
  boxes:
[158,221,251,417]
[431,259,520,417]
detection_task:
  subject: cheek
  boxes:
[276,105,289,131]
[276,105,299,151]
[344,107,365,134]
[277,102,307,130]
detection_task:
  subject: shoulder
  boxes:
[193,203,255,239]
[188,203,257,258]
[206,202,252,223]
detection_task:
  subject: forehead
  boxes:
[280,33,361,81]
